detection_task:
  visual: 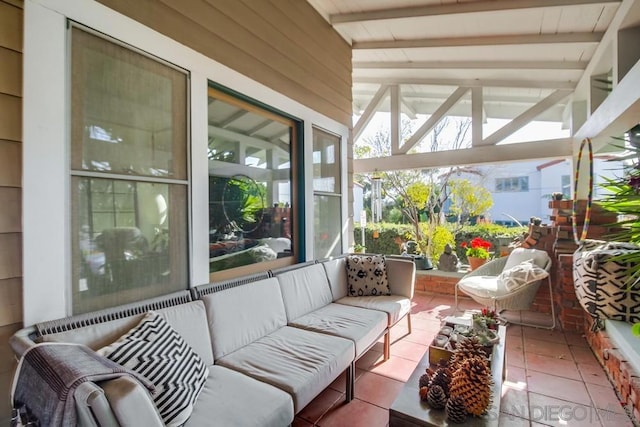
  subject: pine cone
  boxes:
[427,385,447,409]
[449,357,493,416]
[429,368,451,397]
[449,336,488,370]
[419,386,429,401]
[446,396,467,423]
[419,373,430,388]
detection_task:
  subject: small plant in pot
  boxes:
[552,192,564,201]
[353,244,366,253]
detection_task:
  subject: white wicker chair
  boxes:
[454,248,555,329]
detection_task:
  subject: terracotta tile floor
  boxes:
[292,292,636,427]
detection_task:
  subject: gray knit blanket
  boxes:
[11,343,154,426]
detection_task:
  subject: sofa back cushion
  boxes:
[276,263,333,321]
[201,277,287,360]
[321,257,349,301]
[41,301,214,366]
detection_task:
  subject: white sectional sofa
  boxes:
[10,255,415,426]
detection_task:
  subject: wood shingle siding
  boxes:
[97,0,353,126]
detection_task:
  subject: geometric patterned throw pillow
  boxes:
[497,259,549,292]
[97,311,209,426]
[346,254,391,296]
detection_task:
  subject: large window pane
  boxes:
[314,195,342,259]
[70,26,189,314]
[313,128,341,193]
[72,177,188,314]
[313,127,342,258]
[208,87,298,274]
[70,27,187,179]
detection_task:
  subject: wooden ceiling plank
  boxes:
[353,32,604,49]
[479,89,572,146]
[398,86,469,154]
[331,0,622,24]
[353,60,588,70]
[353,77,576,89]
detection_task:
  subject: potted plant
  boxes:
[461,237,492,270]
[353,244,366,254]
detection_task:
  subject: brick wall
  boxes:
[584,317,640,424]
[415,271,463,295]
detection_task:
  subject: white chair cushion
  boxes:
[277,263,333,321]
[498,259,549,292]
[457,275,508,299]
[504,248,550,270]
[97,311,208,427]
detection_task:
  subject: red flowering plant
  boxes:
[461,237,492,260]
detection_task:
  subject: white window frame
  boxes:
[23,0,349,325]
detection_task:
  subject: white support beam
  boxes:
[479,90,572,146]
[390,85,401,154]
[353,60,588,70]
[353,77,576,89]
[353,32,604,50]
[401,100,417,119]
[472,87,483,146]
[575,59,640,152]
[208,125,288,156]
[218,110,248,127]
[353,84,389,141]
[353,138,573,172]
[398,87,469,154]
[331,0,621,24]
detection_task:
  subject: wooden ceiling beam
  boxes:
[353,60,587,70]
[331,0,621,24]
[353,77,576,89]
[353,32,604,50]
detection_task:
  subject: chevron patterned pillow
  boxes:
[98,311,208,426]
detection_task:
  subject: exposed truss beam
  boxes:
[217,110,249,128]
[354,90,561,105]
[472,87,483,146]
[353,77,576,89]
[479,90,572,146]
[331,0,621,24]
[401,101,417,119]
[398,87,469,154]
[208,126,288,156]
[353,138,573,173]
[354,60,587,70]
[353,32,604,50]
[353,84,389,141]
[245,119,271,135]
[390,85,401,154]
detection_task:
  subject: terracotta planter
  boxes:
[468,256,487,271]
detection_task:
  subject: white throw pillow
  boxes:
[346,254,391,296]
[498,259,549,292]
[98,311,208,426]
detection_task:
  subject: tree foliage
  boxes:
[448,179,494,223]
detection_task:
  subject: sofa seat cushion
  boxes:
[217,326,354,413]
[186,366,294,427]
[336,295,411,326]
[289,303,387,358]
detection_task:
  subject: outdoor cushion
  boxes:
[457,275,506,299]
[321,257,349,300]
[201,277,287,360]
[186,366,294,427]
[498,259,549,292]
[277,263,333,321]
[503,247,549,270]
[289,303,387,358]
[346,254,391,296]
[216,326,354,413]
[97,311,208,427]
[336,295,410,326]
